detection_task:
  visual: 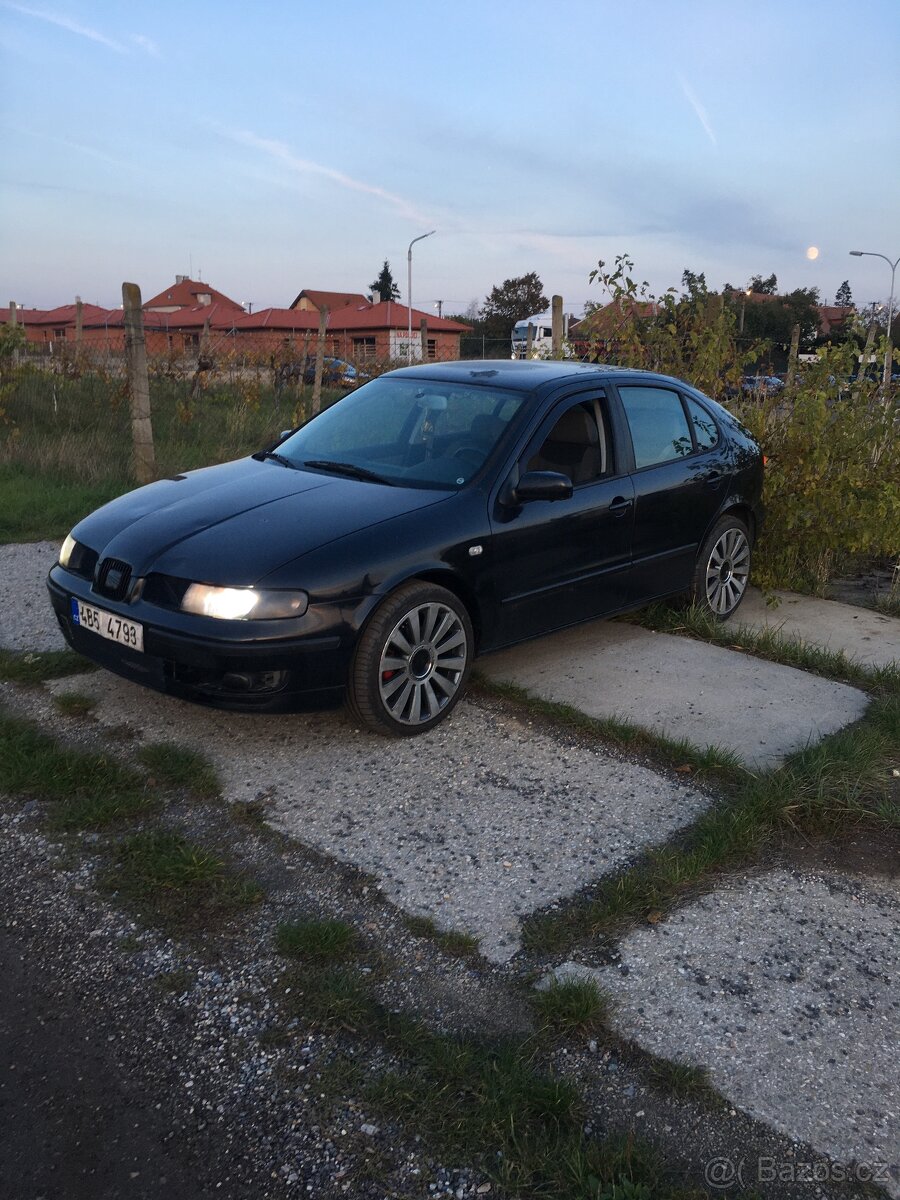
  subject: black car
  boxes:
[48,361,763,735]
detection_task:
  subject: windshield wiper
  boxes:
[254,449,296,468]
[303,460,394,486]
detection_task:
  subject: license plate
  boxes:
[70,598,144,652]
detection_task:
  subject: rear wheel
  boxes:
[692,515,752,619]
[347,581,473,736]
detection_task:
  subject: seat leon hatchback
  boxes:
[48,361,763,735]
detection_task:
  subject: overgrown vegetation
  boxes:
[275,917,358,962]
[0,647,93,684]
[135,742,221,799]
[534,976,613,1036]
[0,706,152,829]
[404,913,481,957]
[582,256,899,592]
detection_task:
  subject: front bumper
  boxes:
[47,568,357,711]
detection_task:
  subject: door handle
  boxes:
[608,496,633,516]
[704,470,723,488]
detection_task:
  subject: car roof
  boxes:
[387,359,692,393]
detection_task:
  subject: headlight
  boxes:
[59,533,77,568]
[180,584,308,620]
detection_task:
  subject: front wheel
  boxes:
[691,515,752,619]
[347,581,473,736]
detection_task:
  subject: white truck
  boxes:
[510,311,572,359]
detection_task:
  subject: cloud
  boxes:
[678,74,717,147]
[130,33,159,57]
[2,2,127,51]
[224,128,436,226]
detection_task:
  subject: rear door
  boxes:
[488,390,635,646]
[613,384,728,600]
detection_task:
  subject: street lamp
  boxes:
[407,230,436,363]
[849,249,899,384]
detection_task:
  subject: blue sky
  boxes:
[1,0,898,315]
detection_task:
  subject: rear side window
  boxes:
[618,386,693,469]
[685,395,718,451]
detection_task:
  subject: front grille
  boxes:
[95,556,132,601]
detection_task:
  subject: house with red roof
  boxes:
[289,289,370,313]
[143,275,244,314]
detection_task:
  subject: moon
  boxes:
[806,246,819,260]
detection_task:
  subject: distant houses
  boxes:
[4,275,470,363]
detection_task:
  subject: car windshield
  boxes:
[276,376,527,489]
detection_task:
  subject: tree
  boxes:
[368,260,400,302]
[681,268,708,300]
[747,273,778,295]
[834,280,854,308]
[480,272,548,334]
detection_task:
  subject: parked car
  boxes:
[48,362,763,735]
[303,356,367,388]
[741,375,783,395]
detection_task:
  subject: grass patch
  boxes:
[0,647,94,684]
[404,914,481,958]
[275,918,358,963]
[135,742,221,799]
[634,600,900,695]
[473,674,747,783]
[534,976,612,1036]
[641,1054,717,1102]
[103,829,263,923]
[0,707,152,829]
[154,967,194,994]
[281,964,376,1032]
[52,691,98,718]
[523,691,900,955]
[0,464,127,542]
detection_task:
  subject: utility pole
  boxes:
[551,295,564,357]
[434,300,443,318]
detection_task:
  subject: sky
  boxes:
[1,0,899,317]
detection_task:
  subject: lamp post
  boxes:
[849,249,899,384]
[407,230,436,363]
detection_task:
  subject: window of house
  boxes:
[352,336,376,362]
[183,333,199,349]
[53,328,66,339]
[618,385,693,469]
[427,339,437,360]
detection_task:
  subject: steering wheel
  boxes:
[445,439,485,466]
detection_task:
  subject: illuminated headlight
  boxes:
[59,533,77,568]
[180,584,308,620]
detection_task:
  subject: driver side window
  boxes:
[526,399,607,485]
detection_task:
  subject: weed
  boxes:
[275,918,358,963]
[103,829,263,923]
[154,967,193,994]
[404,914,480,958]
[52,691,97,718]
[0,647,94,684]
[534,976,613,1036]
[280,965,376,1032]
[0,707,152,829]
[136,742,221,799]
[641,1054,717,1101]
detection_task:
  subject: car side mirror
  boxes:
[511,470,573,503]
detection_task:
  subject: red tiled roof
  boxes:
[326,300,470,332]
[289,289,370,312]
[225,308,319,331]
[143,278,244,311]
[4,303,110,327]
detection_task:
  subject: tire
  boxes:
[347,581,474,736]
[692,514,752,619]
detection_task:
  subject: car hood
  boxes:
[72,456,452,585]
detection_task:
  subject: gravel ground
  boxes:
[43,672,709,962]
[555,868,900,1197]
[0,540,65,651]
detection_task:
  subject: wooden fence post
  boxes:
[551,295,564,356]
[311,307,329,415]
[420,317,428,361]
[121,282,156,484]
[75,297,83,357]
[8,301,20,366]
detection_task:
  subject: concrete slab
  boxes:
[479,623,869,769]
[553,868,900,1198]
[0,542,65,652]
[737,587,900,669]
[42,674,709,963]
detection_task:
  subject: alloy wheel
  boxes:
[377,602,468,726]
[705,527,751,616]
